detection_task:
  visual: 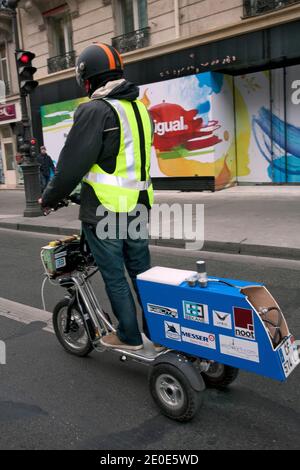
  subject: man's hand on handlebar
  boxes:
[38,197,69,216]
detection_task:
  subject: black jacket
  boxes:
[37,153,55,177]
[42,80,151,225]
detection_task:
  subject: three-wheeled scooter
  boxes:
[41,230,300,422]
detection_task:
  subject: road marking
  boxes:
[0,297,54,333]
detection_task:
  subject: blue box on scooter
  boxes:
[137,267,299,382]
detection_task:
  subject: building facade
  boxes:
[0,7,22,188]
[2,0,300,189]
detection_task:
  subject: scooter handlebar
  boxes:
[42,198,70,216]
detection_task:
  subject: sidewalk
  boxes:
[0,186,299,259]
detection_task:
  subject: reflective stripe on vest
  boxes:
[84,171,152,190]
[106,99,135,177]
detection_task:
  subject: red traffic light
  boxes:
[16,50,38,95]
[16,50,36,64]
[30,138,37,145]
[20,54,30,64]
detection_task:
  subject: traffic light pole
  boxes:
[12,8,42,217]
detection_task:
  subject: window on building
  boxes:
[0,147,4,184]
[47,12,73,57]
[45,5,75,73]
[1,126,11,139]
[113,0,149,53]
[0,43,10,95]
[3,142,15,171]
[120,0,148,33]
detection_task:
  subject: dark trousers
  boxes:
[82,221,151,346]
[40,174,51,193]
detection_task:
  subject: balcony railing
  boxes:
[244,0,300,17]
[112,27,150,54]
[47,50,76,74]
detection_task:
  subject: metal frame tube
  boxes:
[71,274,115,336]
[82,275,116,333]
[69,274,163,364]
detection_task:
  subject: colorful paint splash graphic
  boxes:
[253,107,300,183]
[141,73,237,187]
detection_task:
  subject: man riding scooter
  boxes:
[39,43,163,352]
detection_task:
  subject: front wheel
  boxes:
[149,364,203,422]
[53,299,93,357]
[202,362,239,389]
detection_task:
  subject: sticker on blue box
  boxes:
[182,327,216,349]
[164,321,181,342]
[147,303,178,319]
[219,335,259,363]
[183,301,209,324]
[213,310,232,330]
[278,336,300,378]
[233,306,256,341]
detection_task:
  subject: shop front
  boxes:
[0,101,22,189]
[30,18,300,191]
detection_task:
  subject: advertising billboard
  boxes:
[41,72,236,188]
[41,65,300,185]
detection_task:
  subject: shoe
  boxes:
[153,343,166,353]
[100,333,143,351]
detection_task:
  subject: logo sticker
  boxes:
[278,336,300,378]
[219,335,259,363]
[55,257,66,269]
[164,321,181,341]
[213,310,232,330]
[234,307,255,340]
[183,301,209,324]
[182,327,216,349]
[147,303,178,319]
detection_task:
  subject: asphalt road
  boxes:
[0,228,300,450]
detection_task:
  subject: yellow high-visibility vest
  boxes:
[83,98,154,212]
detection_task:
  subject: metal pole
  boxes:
[11,8,42,217]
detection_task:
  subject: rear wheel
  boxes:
[149,363,203,422]
[53,299,93,357]
[202,362,239,389]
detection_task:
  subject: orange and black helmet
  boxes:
[76,43,124,91]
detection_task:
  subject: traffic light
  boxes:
[0,0,20,10]
[30,138,38,158]
[16,50,38,95]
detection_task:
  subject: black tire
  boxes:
[53,299,93,357]
[149,363,202,422]
[202,363,239,389]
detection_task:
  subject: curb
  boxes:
[0,221,79,236]
[0,220,299,261]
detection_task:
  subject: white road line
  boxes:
[0,297,54,333]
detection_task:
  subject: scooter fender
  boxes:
[153,351,205,392]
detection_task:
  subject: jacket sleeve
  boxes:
[42,101,106,208]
